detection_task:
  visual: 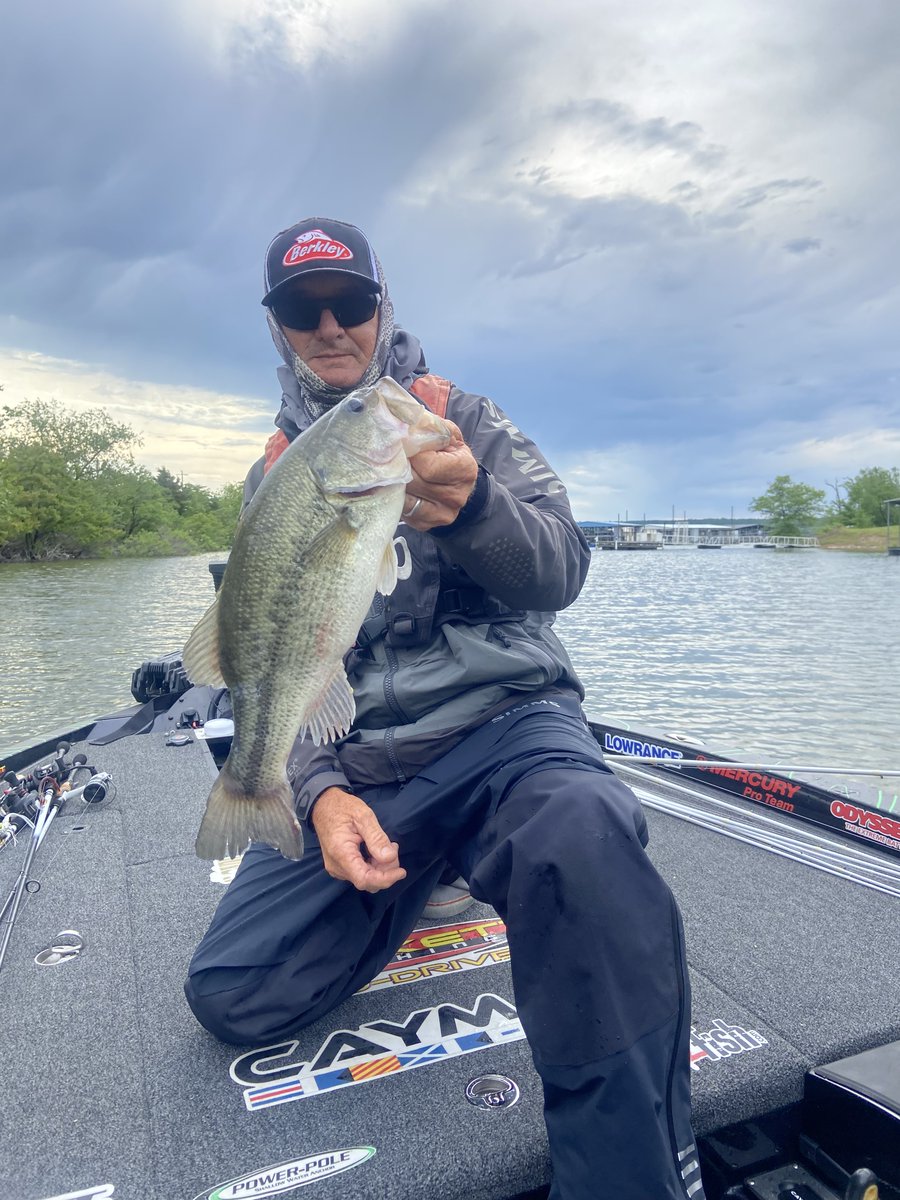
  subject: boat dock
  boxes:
[581,519,820,550]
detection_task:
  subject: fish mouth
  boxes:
[335,477,407,497]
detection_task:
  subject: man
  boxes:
[185,217,705,1200]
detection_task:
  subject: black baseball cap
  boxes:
[261,217,382,307]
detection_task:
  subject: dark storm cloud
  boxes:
[734,178,822,210]
[499,193,695,278]
[783,237,823,255]
[0,1,540,395]
[550,98,727,169]
[0,0,898,517]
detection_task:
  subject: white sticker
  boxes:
[192,1148,376,1199]
[40,1187,115,1200]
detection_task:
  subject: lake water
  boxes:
[1,548,897,764]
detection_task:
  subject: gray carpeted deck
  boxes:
[2,714,898,1200]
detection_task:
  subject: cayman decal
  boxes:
[230,993,525,1111]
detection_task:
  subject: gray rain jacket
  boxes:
[243,373,591,821]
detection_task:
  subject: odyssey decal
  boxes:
[690,1020,768,1071]
[356,917,509,992]
[830,799,900,850]
[191,1148,375,1200]
[603,733,683,761]
[231,993,525,1111]
[282,229,352,268]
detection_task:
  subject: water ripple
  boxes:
[1,548,897,764]
[557,548,898,762]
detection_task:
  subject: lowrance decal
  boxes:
[690,1020,768,1071]
[231,993,525,1111]
[356,917,509,993]
[191,1148,375,1200]
[603,732,683,760]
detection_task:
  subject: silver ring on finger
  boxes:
[404,497,423,518]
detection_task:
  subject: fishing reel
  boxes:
[1,743,111,826]
[1,771,39,824]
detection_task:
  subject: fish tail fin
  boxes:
[194,769,304,861]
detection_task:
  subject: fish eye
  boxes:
[346,397,365,413]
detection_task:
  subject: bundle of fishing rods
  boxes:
[0,741,113,973]
[607,756,900,900]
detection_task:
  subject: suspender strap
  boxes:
[263,430,290,475]
[409,374,452,418]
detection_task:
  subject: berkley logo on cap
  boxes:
[283,229,353,268]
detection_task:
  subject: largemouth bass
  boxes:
[183,376,452,860]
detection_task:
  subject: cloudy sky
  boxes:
[1,0,897,520]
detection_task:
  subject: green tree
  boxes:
[0,444,118,558]
[0,398,244,559]
[0,398,139,477]
[840,466,900,527]
[104,467,180,538]
[750,475,826,535]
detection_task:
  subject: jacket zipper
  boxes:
[382,642,411,784]
[665,893,695,1197]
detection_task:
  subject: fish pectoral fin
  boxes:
[182,597,226,687]
[375,539,399,596]
[301,664,356,746]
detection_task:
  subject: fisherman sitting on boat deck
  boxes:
[185,217,706,1200]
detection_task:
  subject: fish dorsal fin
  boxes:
[301,663,356,746]
[182,597,226,687]
[376,539,399,596]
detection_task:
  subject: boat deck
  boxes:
[2,708,898,1200]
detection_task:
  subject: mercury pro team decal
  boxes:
[191,1148,375,1199]
[231,993,525,1111]
[356,917,509,993]
[690,1020,768,1071]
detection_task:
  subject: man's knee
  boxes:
[498,763,649,852]
[184,965,318,1046]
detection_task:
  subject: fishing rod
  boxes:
[632,785,900,901]
[0,784,64,971]
[645,780,900,884]
[0,749,112,973]
[606,756,900,779]
[600,737,900,861]
[615,761,900,897]
[616,761,900,861]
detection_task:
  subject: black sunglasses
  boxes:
[270,290,380,331]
